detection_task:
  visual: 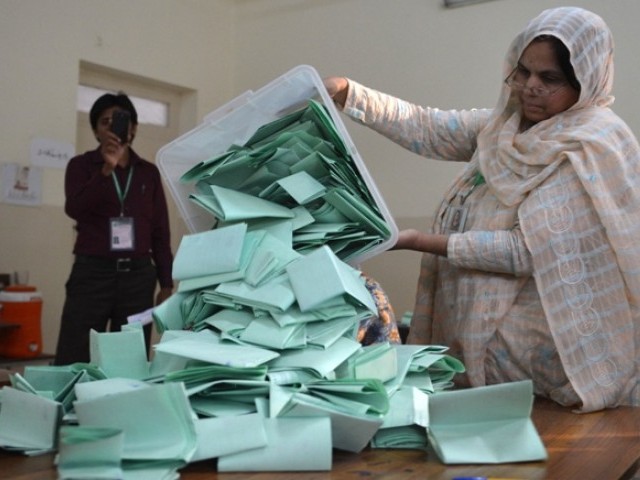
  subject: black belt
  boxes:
[75,255,152,272]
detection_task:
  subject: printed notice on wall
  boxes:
[30,137,75,169]
[2,163,43,206]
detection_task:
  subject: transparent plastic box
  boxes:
[157,65,397,265]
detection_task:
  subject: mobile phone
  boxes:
[110,110,131,144]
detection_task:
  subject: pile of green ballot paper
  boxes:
[0,86,547,477]
[180,99,392,263]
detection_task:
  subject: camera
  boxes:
[110,110,131,144]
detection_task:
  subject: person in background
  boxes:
[54,92,174,365]
[324,7,640,412]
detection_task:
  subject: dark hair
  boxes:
[532,35,581,93]
[89,91,138,130]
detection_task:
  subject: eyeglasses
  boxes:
[504,67,567,98]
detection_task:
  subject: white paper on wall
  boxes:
[2,163,43,206]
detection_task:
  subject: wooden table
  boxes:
[0,354,55,382]
[1,398,638,480]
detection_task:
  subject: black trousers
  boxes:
[53,256,156,365]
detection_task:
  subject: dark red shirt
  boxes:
[65,147,174,288]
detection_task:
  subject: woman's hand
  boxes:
[323,76,349,109]
[392,229,422,250]
[392,229,449,257]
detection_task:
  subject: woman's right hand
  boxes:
[323,76,349,109]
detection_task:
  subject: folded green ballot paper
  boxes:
[382,344,452,396]
[153,330,280,368]
[268,336,361,378]
[0,386,62,455]
[427,380,547,464]
[371,386,430,449]
[335,342,398,383]
[57,426,124,480]
[286,245,377,313]
[89,328,150,381]
[172,223,247,281]
[152,291,190,333]
[217,417,332,472]
[176,94,395,265]
[191,413,268,462]
[271,381,384,453]
[73,382,197,462]
[191,184,295,222]
[20,365,89,414]
[259,170,327,205]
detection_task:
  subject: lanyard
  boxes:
[473,171,486,186]
[111,166,134,216]
[458,171,486,205]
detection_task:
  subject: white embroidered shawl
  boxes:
[474,7,640,410]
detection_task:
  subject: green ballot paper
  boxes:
[57,426,124,480]
[179,96,395,264]
[427,380,548,464]
[0,386,62,455]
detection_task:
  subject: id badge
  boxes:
[444,206,468,233]
[110,216,135,251]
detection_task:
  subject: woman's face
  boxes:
[512,40,580,125]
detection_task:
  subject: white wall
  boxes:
[1,0,639,350]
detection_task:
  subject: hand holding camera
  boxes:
[110,110,131,145]
[100,110,132,175]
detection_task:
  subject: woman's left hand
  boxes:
[392,229,449,256]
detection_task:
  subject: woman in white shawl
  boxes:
[324,7,639,412]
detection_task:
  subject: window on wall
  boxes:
[76,84,169,127]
